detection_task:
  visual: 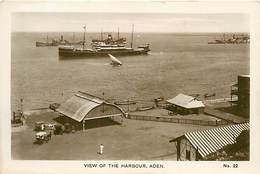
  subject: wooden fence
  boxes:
[128,114,229,126]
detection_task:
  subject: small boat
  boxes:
[114,100,137,105]
[136,106,154,111]
[108,54,122,66]
[154,97,164,102]
[204,93,216,98]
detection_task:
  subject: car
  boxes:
[34,131,51,144]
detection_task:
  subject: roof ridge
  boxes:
[78,91,104,100]
[75,93,104,104]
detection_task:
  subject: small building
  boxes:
[166,94,205,115]
[231,75,250,117]
[169,122,249,161]
[56,91,125,130]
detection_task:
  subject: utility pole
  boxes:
[101,28,103,41]
[102,92,105,113]
[46,34,49,43]
[83,25,86,49]
[118,27,120,40]
[131,24,134,48]
[20,98,23,114]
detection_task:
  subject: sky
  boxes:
[12,13,249,33]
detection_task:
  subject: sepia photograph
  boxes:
[2,0,260,173]
[10,12,250,161]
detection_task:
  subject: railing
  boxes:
[128,114,229,126]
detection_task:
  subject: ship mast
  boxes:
[101,28,103,41]
[118,27,120,40]
[131,24,134,48]
[47,34,49,43]
[73,32,75,43]
[83,25,86,49]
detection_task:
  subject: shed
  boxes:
[230,75,250,117]
[169,122,249,161]
[166,94,205,114]
[56,91,125,130]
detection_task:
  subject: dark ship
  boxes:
[208,33,250,44]
[36,34,83,47]
[58,25,150,58]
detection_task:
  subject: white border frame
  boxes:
[1,1,260,174]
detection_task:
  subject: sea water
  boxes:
[11,32,249,111]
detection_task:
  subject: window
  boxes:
[186,150,191,160]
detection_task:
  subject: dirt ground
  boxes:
[11,111,214,160]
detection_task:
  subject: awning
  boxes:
[170,122,249,158]
[57,93,104,122]
[167,93,205,109]
[57,92,125,122]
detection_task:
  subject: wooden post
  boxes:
[20,98,23,114]
[130,24,134,48]
[101,28,103,41]
[127,99,129,112]
[117,27,120,40]
[102,92,105,113]
[230,85,232,107]
[195,147,199,161]
[83,25,86,49]
[176,140,180,161]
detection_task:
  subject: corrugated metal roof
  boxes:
[57,94,103,122]
[167,93,205,109]
[176,123,249,158]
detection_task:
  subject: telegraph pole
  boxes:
[118,27,120,40]
[102,92,105,113]
[83,25,86,49]
[20,98,23,114]
[131,24,134,48]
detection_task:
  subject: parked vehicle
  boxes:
[34,131,51,144]
[44,123,56,130]
[34,121,45,131]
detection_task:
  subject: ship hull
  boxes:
[36,42,58,47]
[58,47,150,58]
[36,42,83,47]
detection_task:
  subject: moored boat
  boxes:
[59,44,150,57]
[208,33,250,44]
[58,25,150,58]
[36,34,84,47]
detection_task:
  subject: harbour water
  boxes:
[11,32,249,111]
